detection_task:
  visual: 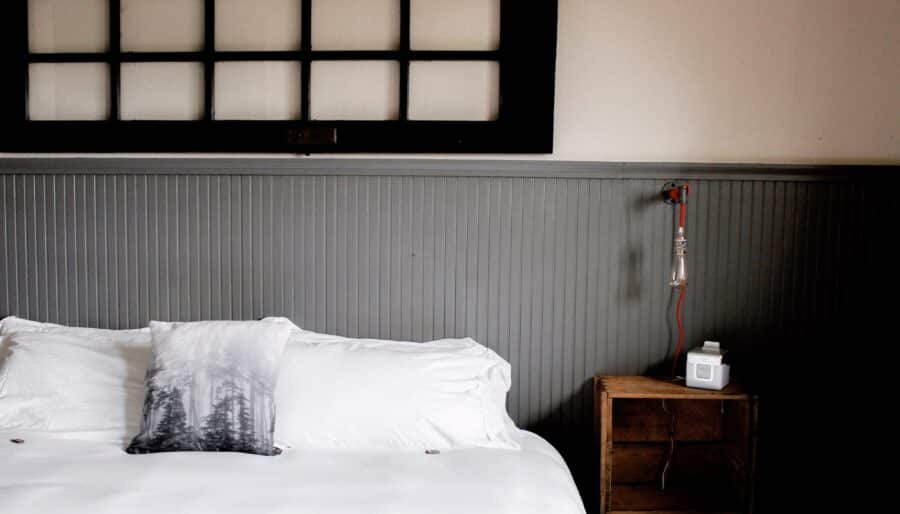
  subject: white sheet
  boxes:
[0,430,585,514]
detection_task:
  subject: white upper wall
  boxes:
[5,0,899,163]
[555,0,900,163]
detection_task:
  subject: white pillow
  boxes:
[0,316,62,374]
[0,317,151,442]
[274,330,521,451]
[0,315,63,334]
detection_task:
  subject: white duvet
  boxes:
[0,430,585,514]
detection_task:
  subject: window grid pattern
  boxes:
[23,0,501,123]
[2,1,558,153]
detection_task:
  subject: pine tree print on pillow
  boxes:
[127,320,292,456]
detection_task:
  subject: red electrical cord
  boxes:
[671,283,686,378]
[671,197,688,379]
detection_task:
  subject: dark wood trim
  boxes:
[0,1,28,124]
[109,0,121,121]
[27,50,502,63]
[203,0,215,121]
[2,2,555,153]
[398,0,410,122]
[301,0,311,122]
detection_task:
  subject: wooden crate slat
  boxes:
[609,510,741,514]
[612,399,724,442]
[610,484,741,512]
[611,442,730,485]
[600,376,749,400]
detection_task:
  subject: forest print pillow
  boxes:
[127,320,292,456]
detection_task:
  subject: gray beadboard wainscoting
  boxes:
[0,158,873,509]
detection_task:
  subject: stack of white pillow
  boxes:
[0,316,521,451]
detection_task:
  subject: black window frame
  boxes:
[0,0,558,153]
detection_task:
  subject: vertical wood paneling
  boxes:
[1,164,866,502]
[0,170,846,365]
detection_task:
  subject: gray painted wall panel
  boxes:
[0,171,861,380]
[1,160,869,506]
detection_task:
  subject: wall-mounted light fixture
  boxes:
[662,181,690,377]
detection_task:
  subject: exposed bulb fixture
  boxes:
[670,225,687,287]
[662,182,689,287]
[662,182,690,378]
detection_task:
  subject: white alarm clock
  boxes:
[686,341,730,390]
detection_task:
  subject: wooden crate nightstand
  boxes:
[595,376,758,514]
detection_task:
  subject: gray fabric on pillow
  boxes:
[127,320,291,456]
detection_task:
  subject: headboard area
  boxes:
[0,157,868,500]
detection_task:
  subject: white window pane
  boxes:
[28,0,109,53]
[216,0,302,51]
[310,61,398,120]
[28,63,109,121]
[215,62,301,120]
[121,63,204,120]
[410,0,500,50]
[121,0,204,52]
[409,61,498,121]
[312,0,399,50]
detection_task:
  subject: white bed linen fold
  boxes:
[0,430,585,514]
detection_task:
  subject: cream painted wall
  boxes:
[5,0,899,163]
[554,0,900,163]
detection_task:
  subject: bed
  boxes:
[0,316,586,513]
[0,429,585,514]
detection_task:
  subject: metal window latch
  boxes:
[10,438,24,444]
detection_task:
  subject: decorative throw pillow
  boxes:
[127,320,291,456]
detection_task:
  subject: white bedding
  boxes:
[0,430,585,514]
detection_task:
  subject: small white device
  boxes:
[686,341,730,390]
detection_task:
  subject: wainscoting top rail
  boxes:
[0,158,887,181]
